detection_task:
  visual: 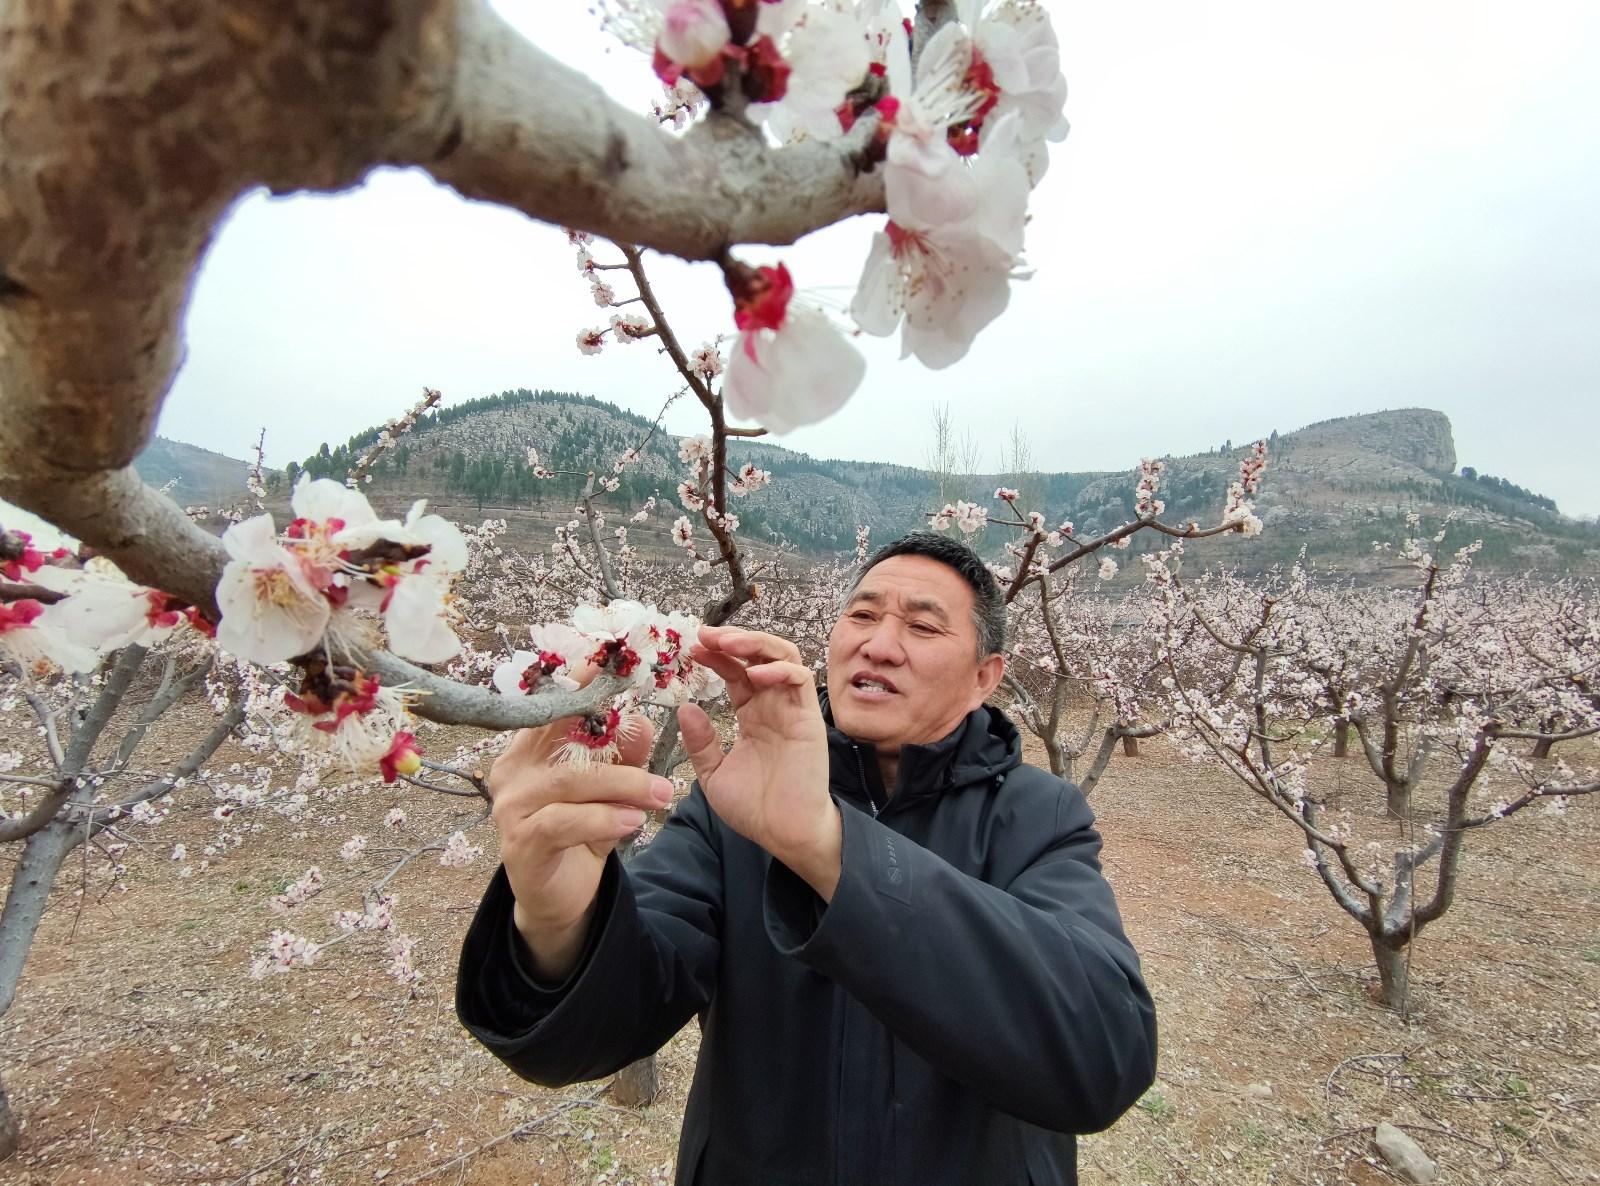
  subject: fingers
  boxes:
[698,624,802,665]
[491,763,672,837]
[512,800,648,854]
[693,626,803,708]
[615,711,656,769]
[550,765,675,810]
[689,646,755,706]
[743,660,817,692]
[677,702,724,787]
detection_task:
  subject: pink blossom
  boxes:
[491,623,584,697]
[851,112,1030,368]
[731,463,771,495]
[386,933,421,985]
[964,0,1070,152]
[438,830,483,868]
[283,668,417,778]
[270,867,325,913]
[0,597,98,673]
[874,22,994,228]
[953,501,988,535]
[752,5,872,143]
[723,262,865,433]
[611,311,654,343]
[679,435,714,466]
[691,342,724,380]
[657,0,731,73]
[250,930,320,978]
[215,514,330,665]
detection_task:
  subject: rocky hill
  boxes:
[143,393,1597,576]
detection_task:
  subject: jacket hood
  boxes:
[819,688,1022,805]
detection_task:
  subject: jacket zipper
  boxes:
[852,745,880,817]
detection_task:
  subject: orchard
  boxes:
[0,2,1595,1182]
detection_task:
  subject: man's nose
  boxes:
[858,618,906,664]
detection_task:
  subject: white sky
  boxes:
[151,1,1600,518]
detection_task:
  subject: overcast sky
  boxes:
[150,1,1600,518]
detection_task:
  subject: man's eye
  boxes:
[911,622,938,635]
[849,611,875,623]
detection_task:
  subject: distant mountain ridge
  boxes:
[137,394,1598,574]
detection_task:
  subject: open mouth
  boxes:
[850,672,899,697]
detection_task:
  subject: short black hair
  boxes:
[842,532,1006,658]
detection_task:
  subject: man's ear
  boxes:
[973,652,1006,705]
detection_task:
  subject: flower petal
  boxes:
[383,576,459,664]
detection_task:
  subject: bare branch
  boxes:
[89,695,248,830]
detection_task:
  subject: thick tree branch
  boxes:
[0,0,882,584]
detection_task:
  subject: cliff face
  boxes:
[1285,408,1456,478]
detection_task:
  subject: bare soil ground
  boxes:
[3,711,1597,1186]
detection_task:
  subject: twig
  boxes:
[388,1087,607,1186]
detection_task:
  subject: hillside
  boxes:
[142,393,1598,575]
[133,437,259,508]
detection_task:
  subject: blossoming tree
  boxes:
[1149,529,1600,1009]
[931,447,1270,789]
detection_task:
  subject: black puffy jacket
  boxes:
[456,701,1157,1185]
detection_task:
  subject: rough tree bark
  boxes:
[1385,782,1411,821]
[1333,717,1351,758]
[1370,936,1410,1011]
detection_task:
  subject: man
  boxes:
[457,533,1157,1185]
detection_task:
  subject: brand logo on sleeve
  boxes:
[875,832,912,904]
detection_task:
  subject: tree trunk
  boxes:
[1333,718,1351,758]
[1120,734,1140,757]
[611,1055,661,1106]
[1370,935,1411,1011]
[1385,782,1411,820]
[0,816,83,1162]
[0,1076,18,1160]
[1530,736,1555,759]
[1043,736,1065,779]
[1077,728,1123,798]
[0,822,79,1018]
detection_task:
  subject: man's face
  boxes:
[826,554,1005,754]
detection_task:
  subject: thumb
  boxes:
[615,711,657,769]
[677,702,724,787]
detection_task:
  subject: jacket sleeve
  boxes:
[763,783,1156,1133]
[455,785,724,1087]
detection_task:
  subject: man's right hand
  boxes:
[489,700,667,983]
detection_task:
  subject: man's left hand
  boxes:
[677,625,841,900]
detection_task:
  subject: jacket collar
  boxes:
[819,689,1022,811]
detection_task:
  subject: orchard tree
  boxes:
[935,447,1271,790]
[1149,530,1600,1009]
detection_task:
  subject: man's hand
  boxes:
[489,687,671,983]
[679,625,842,901]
